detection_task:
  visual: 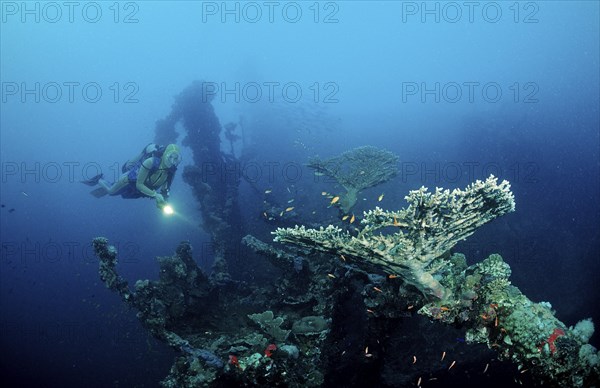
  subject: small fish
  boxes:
[440,306,450,311]
[378,193,384,201]
[286,187,291,193]
[263,212,268,217]
[287,199,294,203]
[279,211,284,216]
[373,287,382,293]
[321,191,328,196]
[520,369,528,374]
[314,171,325,176]
[388,274,398,279]
[366,309,375,314]
[407,305,414,310]
[417,377,422,387]
[448,360,456,370]
[364,346,369,354]
[340,254,346,261]
[330,196,340,205]
[393,216,400,226]
[264,189,272,194]
[327,273,336,279]
[412,355,417,364]
[21,191,29,197]
[483,363,489,373]
[495,316,499,327]
[441,351,446,361]
[285,207,294,212]
[350,214,355,223]
[342,215,349,221]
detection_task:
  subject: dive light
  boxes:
[160,203,174,215]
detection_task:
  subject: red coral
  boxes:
[546,328,565,354]
[264,343,277,357]
[229,354,240,368]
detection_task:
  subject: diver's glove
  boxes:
[154,193,166,208]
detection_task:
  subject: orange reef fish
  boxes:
[285,207,294,212]
[350,214,355,223]
[330,196,340,205]
[378,193,384,201]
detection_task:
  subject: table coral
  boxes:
[307,146,399,213]
[274,175,515,299]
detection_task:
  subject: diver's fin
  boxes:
[81,173,104,186]
[90,188,108,198]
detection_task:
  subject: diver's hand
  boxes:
[154,193,166,208]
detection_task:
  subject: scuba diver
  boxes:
[82,143,181,210]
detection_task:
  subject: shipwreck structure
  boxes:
[93,82,598,387]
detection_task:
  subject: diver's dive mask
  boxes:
[166,152,182,167]
[162,144,182,167]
